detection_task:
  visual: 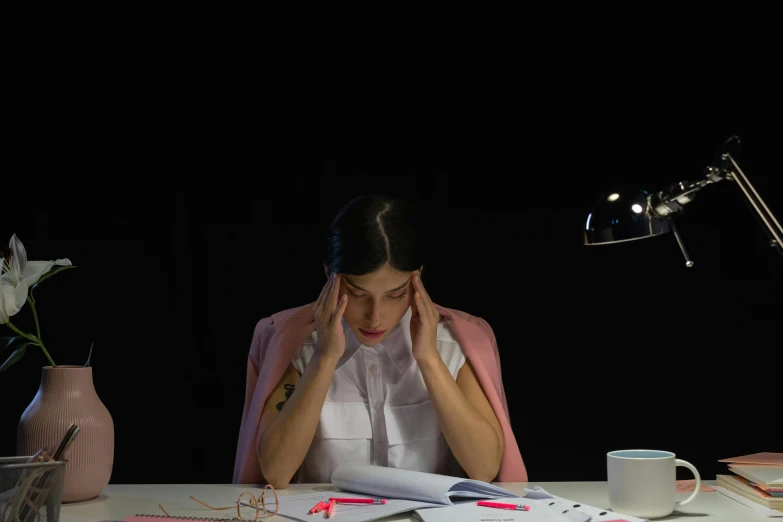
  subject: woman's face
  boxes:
[336,262,415,347]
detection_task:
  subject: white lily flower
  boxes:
[0,259,8,324]
[0,234,72,318]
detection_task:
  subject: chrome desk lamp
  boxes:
[584,136,782,267]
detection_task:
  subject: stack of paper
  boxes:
[715,452,783,513]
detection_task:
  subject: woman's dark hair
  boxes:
[324,193,425,275]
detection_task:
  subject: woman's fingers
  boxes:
[318,273,331,302]
[332,293,348,325]
[412,272,436,321]
[315,275,330,316]
[410,283,420,319]
[413,289,432,327]
[315,273,334,317]
[313,279,327,314]
[328,274,341,313]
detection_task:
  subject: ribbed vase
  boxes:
[17,365,114,503]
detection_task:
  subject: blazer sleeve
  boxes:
[469,314,527,481]
[233,317,273,483]
[473,316,509,415]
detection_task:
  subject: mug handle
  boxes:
[675,459,702,509]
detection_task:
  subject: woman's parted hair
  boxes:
[323,193,425,276]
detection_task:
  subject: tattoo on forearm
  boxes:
[276,384,296,411]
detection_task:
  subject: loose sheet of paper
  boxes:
[676,480,716,493]
[275,490,440,522]
[413,496,573,522]
[416,489,652,522]
[520,487,650,522]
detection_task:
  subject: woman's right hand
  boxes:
[312,272,348,360]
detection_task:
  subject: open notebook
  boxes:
[331,464,517,505]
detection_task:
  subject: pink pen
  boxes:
[477,501,530,511]
[309,500,327,514]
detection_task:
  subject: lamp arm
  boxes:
[649,176,723,217]
[650,152,783,262]
[720,153,783,259]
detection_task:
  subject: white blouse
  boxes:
[290,306,467,483]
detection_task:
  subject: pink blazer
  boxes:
[232,302,528,484]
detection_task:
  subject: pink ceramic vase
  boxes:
[17,365,114,503]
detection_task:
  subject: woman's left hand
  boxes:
[410,271,440,363]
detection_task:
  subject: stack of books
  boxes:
[716,452,783,513]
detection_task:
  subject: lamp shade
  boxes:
[584,188,670,245]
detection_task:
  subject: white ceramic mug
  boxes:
[607,449,701,519]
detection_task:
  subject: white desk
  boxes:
[59,481,773,522]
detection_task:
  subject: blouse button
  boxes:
[369,365,377,374]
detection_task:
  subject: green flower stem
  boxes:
[26,298,56,368]
[5,319,56,368]
[27,297,42,342]
[37,340,56,368]
[4,320,37,342]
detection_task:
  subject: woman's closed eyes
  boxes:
[343,275,412,301]
[347,289,408,300]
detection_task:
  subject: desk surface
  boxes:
[59,481,773,522]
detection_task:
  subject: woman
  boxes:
[233,194,526,487]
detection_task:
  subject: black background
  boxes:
[2,122,781,486]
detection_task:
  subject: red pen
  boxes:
[309,500,328,514]
[328,497,387,504]
[477,501,530,511]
